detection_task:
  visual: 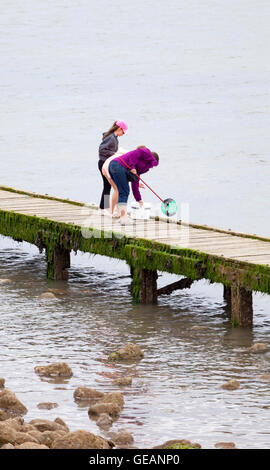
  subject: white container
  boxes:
[143,202,152,220]
[130,202,152,220]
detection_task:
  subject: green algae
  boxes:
[0,194,269,294]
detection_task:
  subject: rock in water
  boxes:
[215,442,236,449]
[100,392,124,408]
[88,402,121,418]
[38,292,57,300]
[153,439,201,449]
[88,391,125,420]
[113,377,132,386]
[37,402,59,410]
[34,362,73,378]
[28,419,68,433]
[109,431,134,446]
[51,430,113,449]
[0,389,27,418]
[73,387,104,403]
[249,343,267,353]
[96,413,113,430]
[108,343,144,361]
[259,374,270,382]
[220,379,240,391]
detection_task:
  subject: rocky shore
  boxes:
[1,340,267,449]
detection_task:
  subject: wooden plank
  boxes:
[0,202,79,209]
[181,240,269,248]
[185,242,270,251]
[153,237,268,247]
[230,255,270,265]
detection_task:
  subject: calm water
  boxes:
[1,0,270,449]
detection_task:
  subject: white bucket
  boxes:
[130,202,152,220]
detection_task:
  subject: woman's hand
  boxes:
[139,182,145,188]
[130,168,137,174]
[139,200,143,207]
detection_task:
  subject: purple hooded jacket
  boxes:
[113,148,158,201]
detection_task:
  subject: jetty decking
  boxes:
[0,185,269,327]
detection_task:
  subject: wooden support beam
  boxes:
[46,245,70,280]
[131,266,158,304]
[157,278,193,295]
[231,285,253,327]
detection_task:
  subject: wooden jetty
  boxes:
[0,185,270,327]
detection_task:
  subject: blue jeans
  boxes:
[109,161,130,204]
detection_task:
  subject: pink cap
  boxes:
[116,120,128,134]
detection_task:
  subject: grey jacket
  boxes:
[98,133,118,161]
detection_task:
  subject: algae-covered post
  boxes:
[231,285,253,327]
[131,266,158,304]
[46,245,71,281]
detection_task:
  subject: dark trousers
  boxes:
[98,159,111,209]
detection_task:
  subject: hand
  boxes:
[139,200,143,207]
[130,169,137,174]
[139,182,145,189]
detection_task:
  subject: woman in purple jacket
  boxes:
[109,147,159,225]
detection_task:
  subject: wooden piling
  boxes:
[231,285,253,327]
[46,245,70,280]
[131,267,158,304]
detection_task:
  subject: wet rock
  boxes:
[109,431,134,446]
[47,288,66,295]
[101,392,124,409]
[153,439,201,449]
[220,379,240,391]
[96,413,113,430]
[2,417,25,431]
[20,423,35,432]
[26,429,43,442]
[0,389,27,418]
[113,377,132,387]
[34,362,73,378]
[0,418,39,447]
[38,291,57,300]
[88,391,124,420]
[29,418,68,433]
[0,410,9,421]
[15,442,49,449]
[1,443,15,449]
[73,387,104,404]
[108,343,144,361]
[215,442,236,449]
[259,374,270,382]
[39,430,67,448]
[0,278,12,284]
[12,431,39,445]
[88,402,122,419]
[51,430,113,449]
[54,417,69,432]
[37,402,59,410]
[0,378,5,389]
[249,343,268,353]
[0,422,17,446]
